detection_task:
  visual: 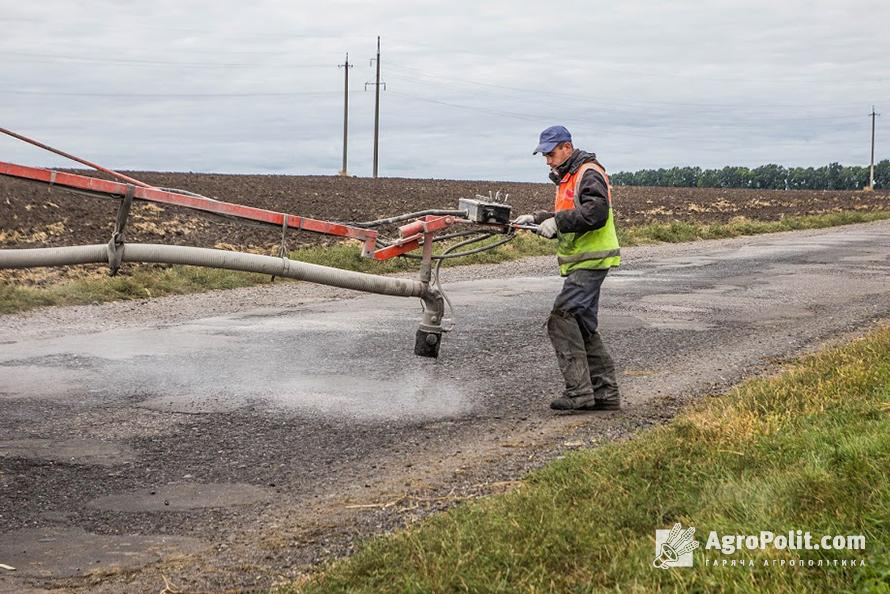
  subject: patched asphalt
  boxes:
[1,220,889,593]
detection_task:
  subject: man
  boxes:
[515,125,621,411]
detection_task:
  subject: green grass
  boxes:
[618,210,890,245]
[0,265,267,315]
[290,326,890,594]
[2,210,889,315]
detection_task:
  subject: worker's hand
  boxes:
[536,217,558,238]
[513,213,536,225]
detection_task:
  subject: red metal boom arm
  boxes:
[0,161,383,257]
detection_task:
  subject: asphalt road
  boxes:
[1,220,889,593]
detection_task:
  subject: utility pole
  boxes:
[338,53,353,176]
[365,36,386,178]
[868,106,880,191]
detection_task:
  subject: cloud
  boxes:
[0,0,886,181]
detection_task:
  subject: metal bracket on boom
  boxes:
[107,184,135,276]
[414,227,445,358]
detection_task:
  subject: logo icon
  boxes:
[654,523,699,568]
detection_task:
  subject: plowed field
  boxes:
[2,173,560,252]
[2,170,888,279]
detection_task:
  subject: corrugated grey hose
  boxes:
[0,244,427,299]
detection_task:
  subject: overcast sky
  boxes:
[1,1,887,182]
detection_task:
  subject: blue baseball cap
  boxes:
[533,125,572,155]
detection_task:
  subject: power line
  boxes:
[0,89,344,98]
[385,61,884,111]
[1,49,328,68]
[388,90,539,122]
[387,89,863,134]
[387,73,872,122]
[386,40,888,86]
[385,91,872,154]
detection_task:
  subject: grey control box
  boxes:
[458,198,512,225]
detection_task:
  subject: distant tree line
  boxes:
[611,161,890,190]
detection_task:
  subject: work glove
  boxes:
[513,213,536,225]
[537,217,558,239]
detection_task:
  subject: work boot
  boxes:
[549,392,597,410]
[547,310,595,401]
[578,398,621,411]
[584,330,620,404]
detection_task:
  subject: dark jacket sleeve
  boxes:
[532,209,555,224]
[553,169,610,233]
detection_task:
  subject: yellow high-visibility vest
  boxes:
[553,161,621,276]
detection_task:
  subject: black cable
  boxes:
[432,234,516,259]
[429,231,517,332]
[431,229,500,242]
[343,209,468,228]
[395,231,515,260]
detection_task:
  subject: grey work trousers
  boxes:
[546,268,620,401]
